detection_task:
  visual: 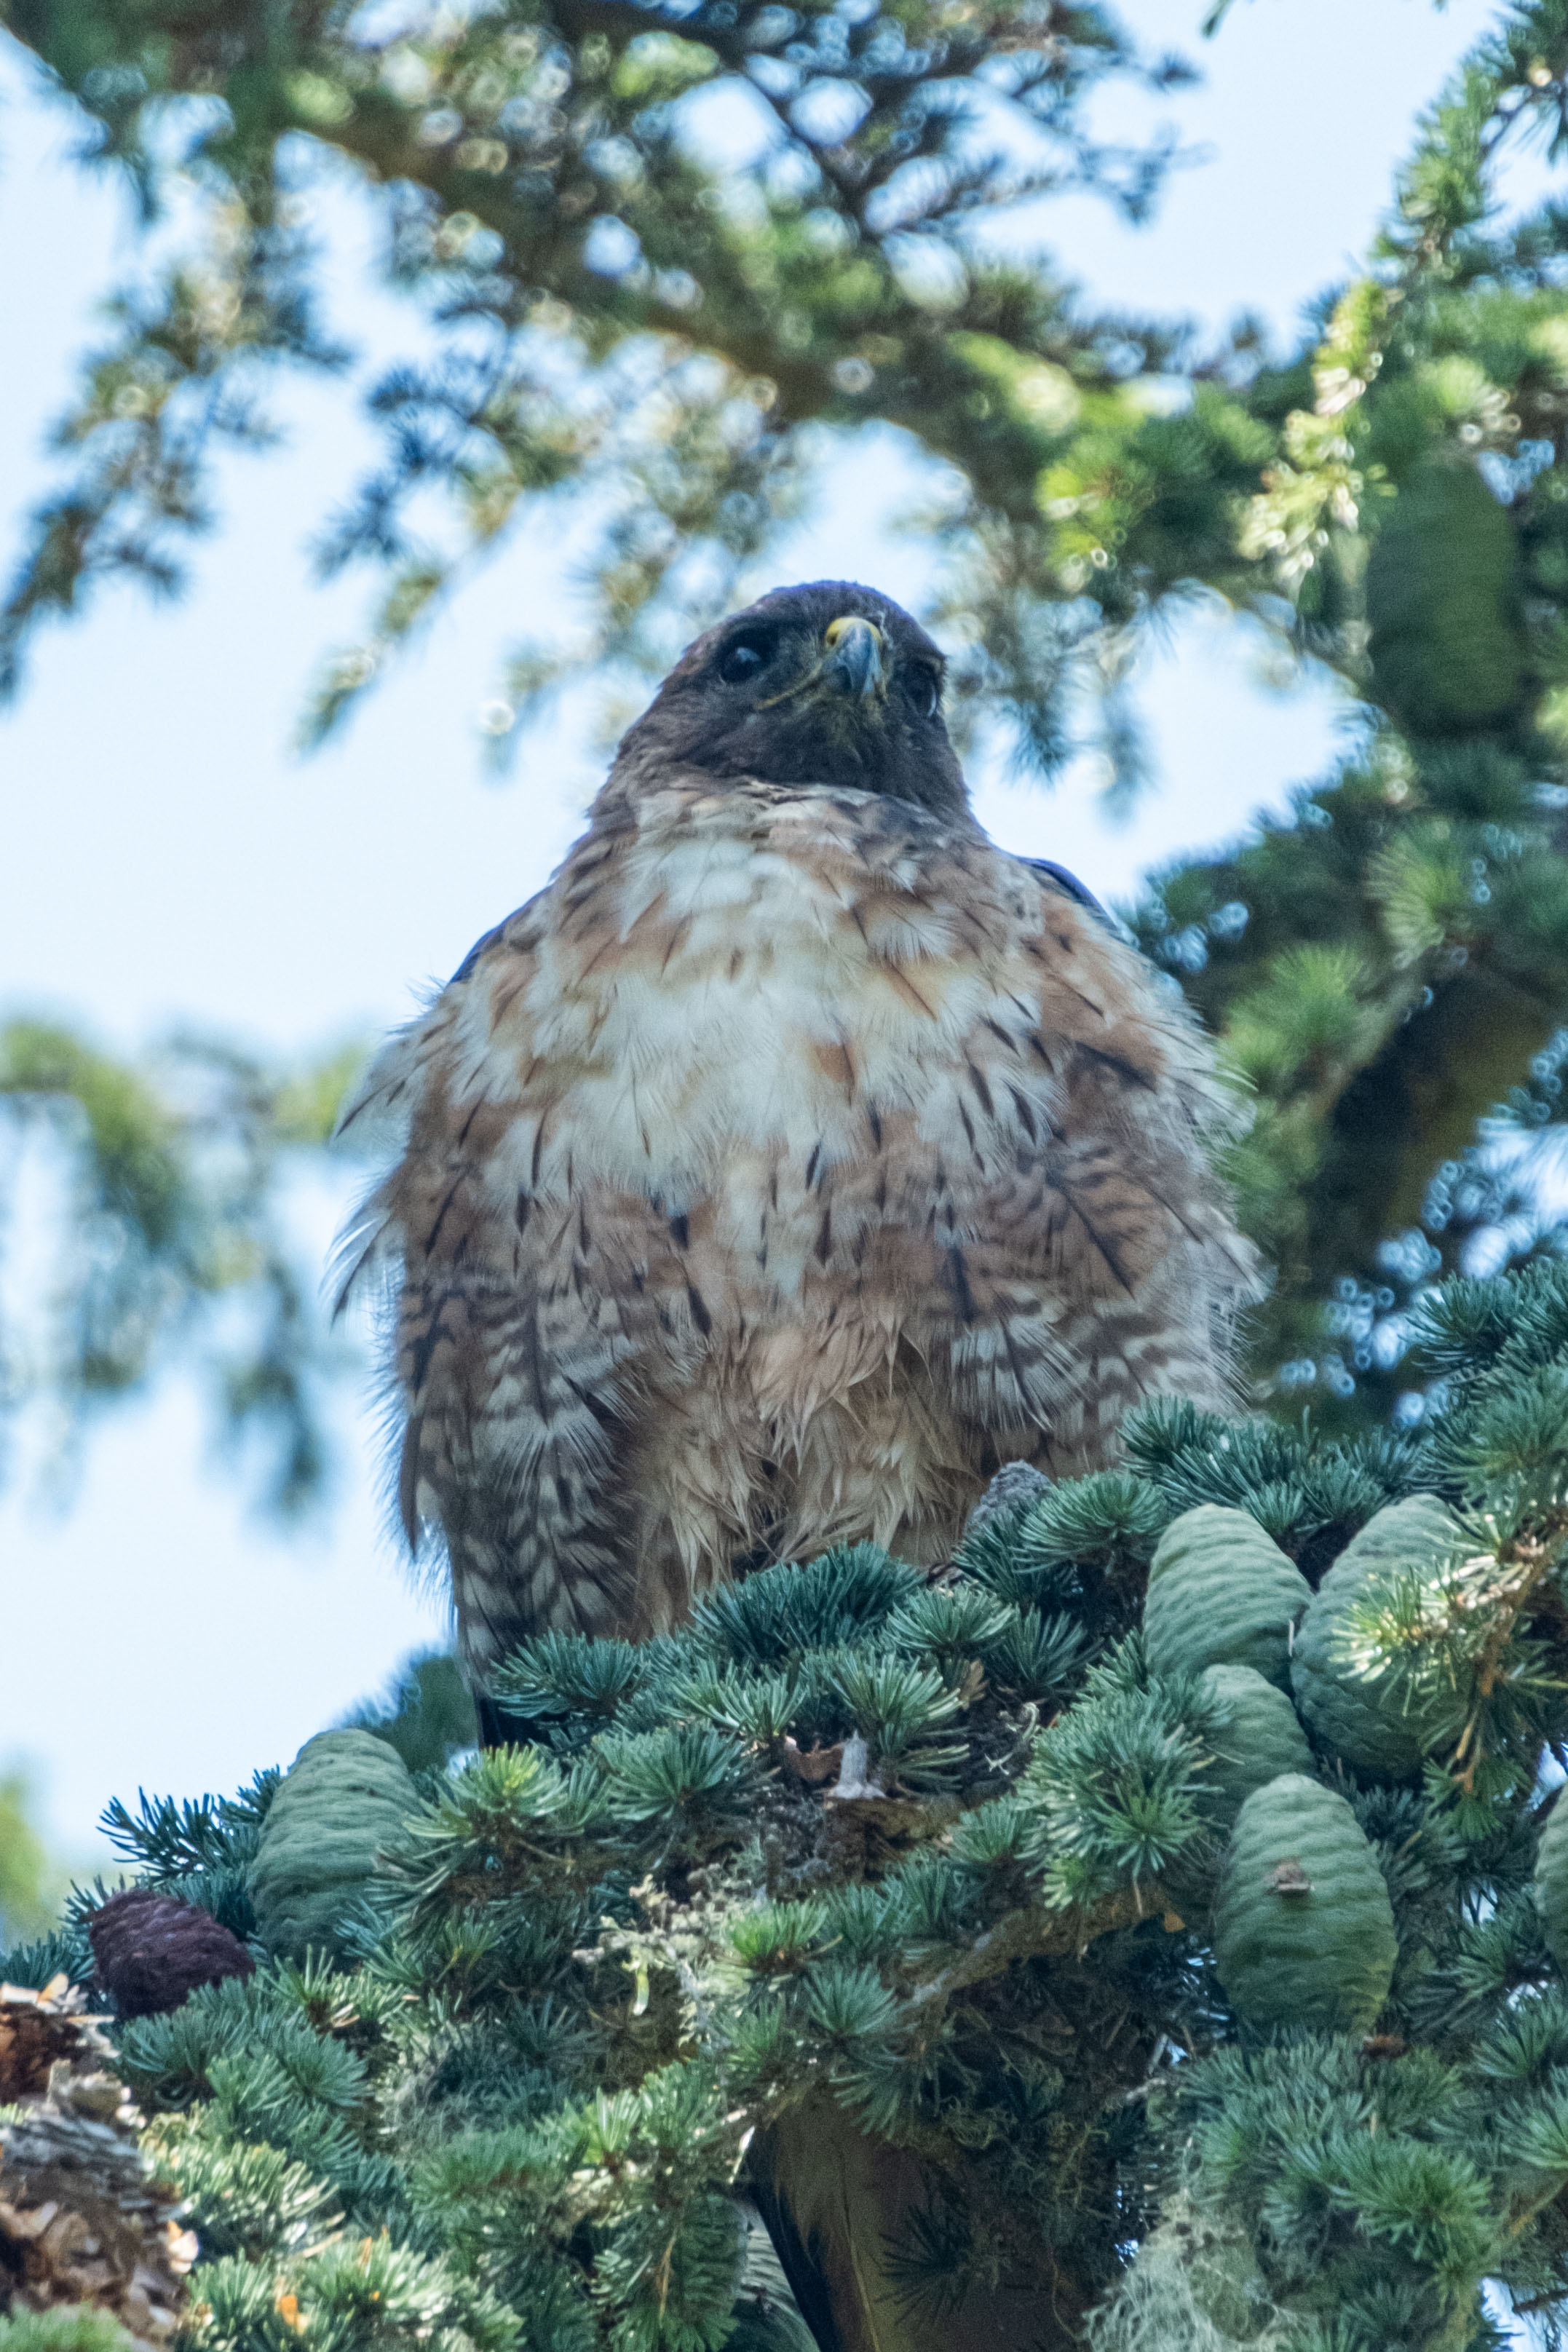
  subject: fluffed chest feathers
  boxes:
[502,793,1070,1206]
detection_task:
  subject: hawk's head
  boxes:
[617,582,967,817]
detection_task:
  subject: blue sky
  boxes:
[0,0,1523,1861]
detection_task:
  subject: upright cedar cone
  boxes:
[87,1891,253,2019]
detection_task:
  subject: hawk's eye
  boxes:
[906,663,941,720]
[716,631,775,686]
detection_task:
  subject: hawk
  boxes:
[336,582,1256,1721]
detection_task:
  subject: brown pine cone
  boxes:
[87,1892,254,2019]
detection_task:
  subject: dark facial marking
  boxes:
[615,580,969,818]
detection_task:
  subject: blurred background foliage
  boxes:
[0,1764,68,1947]
[341,1644,480,1771]
[0,1021,364,1516]
[7,0,1568,1521]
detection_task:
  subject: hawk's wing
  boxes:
[1021,855,1136,943]
[895,842,1260,1458]
[328,897,547,1318]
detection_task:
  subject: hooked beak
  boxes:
[823,614,885,700]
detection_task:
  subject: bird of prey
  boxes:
[336,582,1257,1717]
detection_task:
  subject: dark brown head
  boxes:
[615,582,968,818]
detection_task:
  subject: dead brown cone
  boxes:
[87,1891,254,2020]
[0,1975,108,2107]
[0,1978,195,2340]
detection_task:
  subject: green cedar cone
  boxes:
[1143,1507,1311,1690]
[248,1730,417,1965]
[1192,1663,1315,1833]
[1290,1493,1466,1778]
[1212,1772,1398,2035]
[1366,456,1527,738]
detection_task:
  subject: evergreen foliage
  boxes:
[13,1259,1568,2346]
[20,9,1568,2333]
[12,4,1568,1470]
[0,2314,143,2352]
[0,1021,367,1513]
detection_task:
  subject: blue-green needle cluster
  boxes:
[12,1263,1568,2348]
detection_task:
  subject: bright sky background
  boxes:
[0,0,1527,1868]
